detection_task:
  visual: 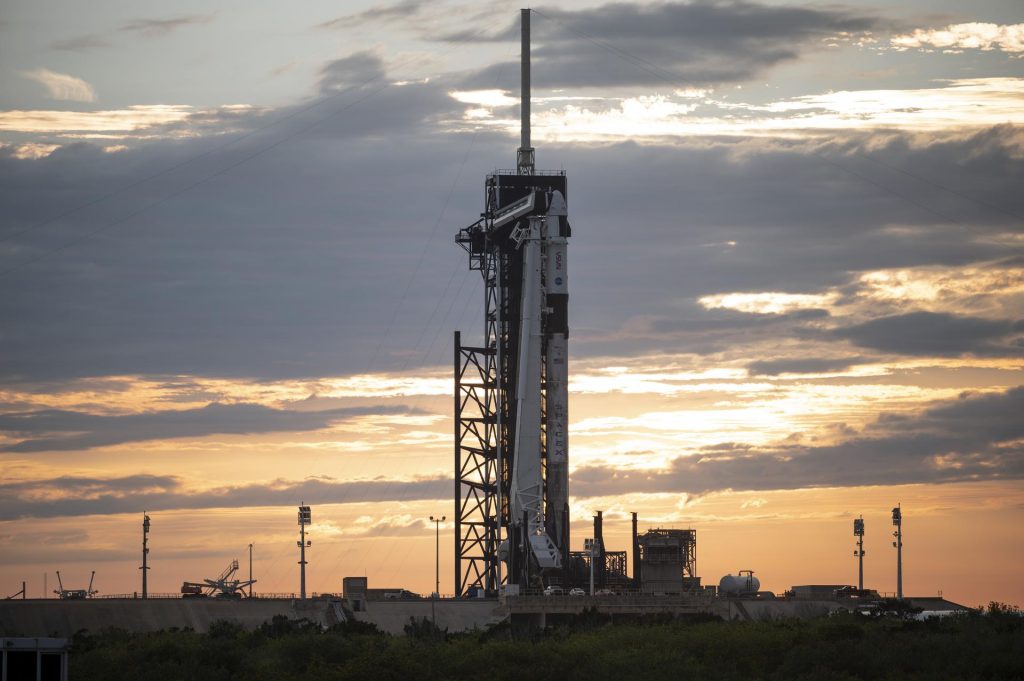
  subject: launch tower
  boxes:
[454,9,571,595]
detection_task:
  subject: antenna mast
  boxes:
[517,8,534,175]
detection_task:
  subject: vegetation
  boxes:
[70,604,1024,681]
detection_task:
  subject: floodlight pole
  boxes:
[585,538,595,596]
[853,516,865,592]
[140,512,150,599]
[298,504,311,600]
[430,515,445,627]
[892,504,903,600]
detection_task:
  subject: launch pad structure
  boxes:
[454,9,571,596]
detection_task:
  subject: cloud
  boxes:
[746,357,866,376]
[0,57,1021,383]
[454,1,880,88]
[317,0,426,30]
[0,474,449,520]
[571,387,1024,497]
[699,291,839,315]
[20,68,97,102]
[834,312,1022,357]
[892,22,1024,53]
[465,77,1024,143]
[50,34,112,52]
[318,52,388,94]
[120,14,214,37]
[0,403,423,452]
[0,105,193,134]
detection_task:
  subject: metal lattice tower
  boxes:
[454,9,571,596]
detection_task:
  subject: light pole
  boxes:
[140,512,150,599]
[429,516,445,597]
[248,543,254,598]
[298,505,311,600]
[892,505,903,600]
[585,538,600,596]
[430,515,445,629]
[853,516,865,592]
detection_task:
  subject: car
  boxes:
[594,589,616,596]
[543,586,564,596]
[568,588,586,596]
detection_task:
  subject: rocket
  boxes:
[544,191,570,564]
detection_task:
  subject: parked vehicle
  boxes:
[568,588,586,596]
[543,586,564,596]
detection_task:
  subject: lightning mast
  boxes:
[455,8,571,595]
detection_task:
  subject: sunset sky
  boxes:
[1,0,1022,607]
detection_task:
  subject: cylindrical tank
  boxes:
[719,571,761,596]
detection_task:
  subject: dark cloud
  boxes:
[746,357,866,376]
[0,50,1021,383]
[454,1,881,88]
[834,312,1022,357]
[0,403,421,452]
[572,387,1024,497]
[0,474,449,520]
[120,14,215,37]
[319,52,389,93]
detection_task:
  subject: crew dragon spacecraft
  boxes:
[454,9,572,594]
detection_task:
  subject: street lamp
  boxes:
[429,515,446,630]
[429,515,446,598]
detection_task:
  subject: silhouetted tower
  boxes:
[298,504,311,599]
[140,512,151,599]
[454,8,572,595]
[892,505,903,600]
[853,516,865,592]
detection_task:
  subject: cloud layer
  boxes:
[573,386,1024,497]
[0,403,420,452]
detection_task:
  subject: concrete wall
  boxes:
[1,599,343,636]
[1,596,851,638]
[0,598,504,637]
[352,600,504,635]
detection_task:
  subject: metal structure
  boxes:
[892,505,903,600]
[140,512,150,599]
[5,582,26,600]
[181,559,254,599]
[637,529,698,594]
[298,504,311,600]
[853,516,865,592]
[54,571,96,600]
[565,510,627,590]
[454,8,572,596]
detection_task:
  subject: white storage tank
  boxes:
[719,570,760,596]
